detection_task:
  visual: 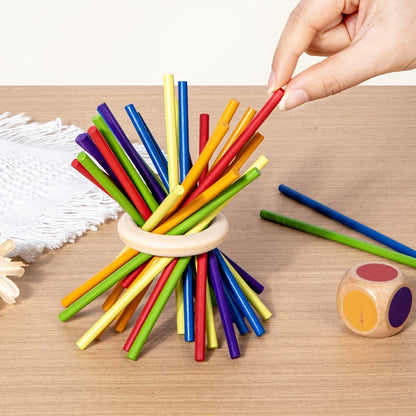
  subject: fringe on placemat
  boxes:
[0,112,150,262]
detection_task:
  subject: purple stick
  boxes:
[221,252,264,294]
[97,103,167,203]
[75,133,122,188]
[208,251,240,359]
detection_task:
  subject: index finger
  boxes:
[269,0,358,91]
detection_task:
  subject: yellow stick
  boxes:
[152,168,239,235]
[246,155,269,172]
[77,255,173,350]
[163,74,179,190]
[222,256,272,320]
[141,185,184,232]
[175,279,185,335]
[205,281,218,349]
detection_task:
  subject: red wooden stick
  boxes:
[199,114,209,182]
[195,252,208,361]
[187,88,284,202]
[123,259,179,352]
[71,159,110,196]
[88,126,152,220]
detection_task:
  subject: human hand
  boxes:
[268,0,416,110]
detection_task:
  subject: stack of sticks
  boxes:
[59,76,284,361]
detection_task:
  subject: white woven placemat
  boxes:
[0,112,149,262]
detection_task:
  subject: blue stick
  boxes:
[178,81,191,182]
[97,103,166,205]
[222,279,249,335]
[278,184,416,258]
[216,250,265,337]
[221,252,264,294]
[178,81,195,342]
[125,104,169,191]
[183,263,195,342]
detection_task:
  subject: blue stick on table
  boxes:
[278,184,416,258]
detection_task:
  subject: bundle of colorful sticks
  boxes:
[59,75,284,361]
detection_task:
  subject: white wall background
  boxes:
[1,0,414,86]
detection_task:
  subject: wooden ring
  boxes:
[117,212,229,257]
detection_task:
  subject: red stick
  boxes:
[195,252,208,362]
[123,258,179,352]
[121,261,149,288]
[88,126,152,220]
[186,88,284,202]
[199,114,209,182]
[71,159,110,196]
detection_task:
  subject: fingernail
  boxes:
[278,89,308,111]
[267,70,276,95]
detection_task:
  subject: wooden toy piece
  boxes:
[0,239,26,304]
[337,262,414,337]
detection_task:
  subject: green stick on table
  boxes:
[260,209,416,269]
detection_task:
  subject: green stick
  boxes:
[93,115,159,213]
[260,209,416,268]
[127,256,192,360]
[58,251,152,322]
[167,167,261,235]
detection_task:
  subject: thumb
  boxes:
[279,41,384,111]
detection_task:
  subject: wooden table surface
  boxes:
[0,86,415,416]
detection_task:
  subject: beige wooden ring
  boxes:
[117,212,229,257]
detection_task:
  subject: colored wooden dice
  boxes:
[337,262,413,337]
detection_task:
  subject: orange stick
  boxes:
[102,281,125,311]
[95,256,162,339]
[61,247,138,307]
[114,282,151,333]
[211,107,256,169]
[223,132,265,174]
[163,98,239,216]
[152,168,239,235]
